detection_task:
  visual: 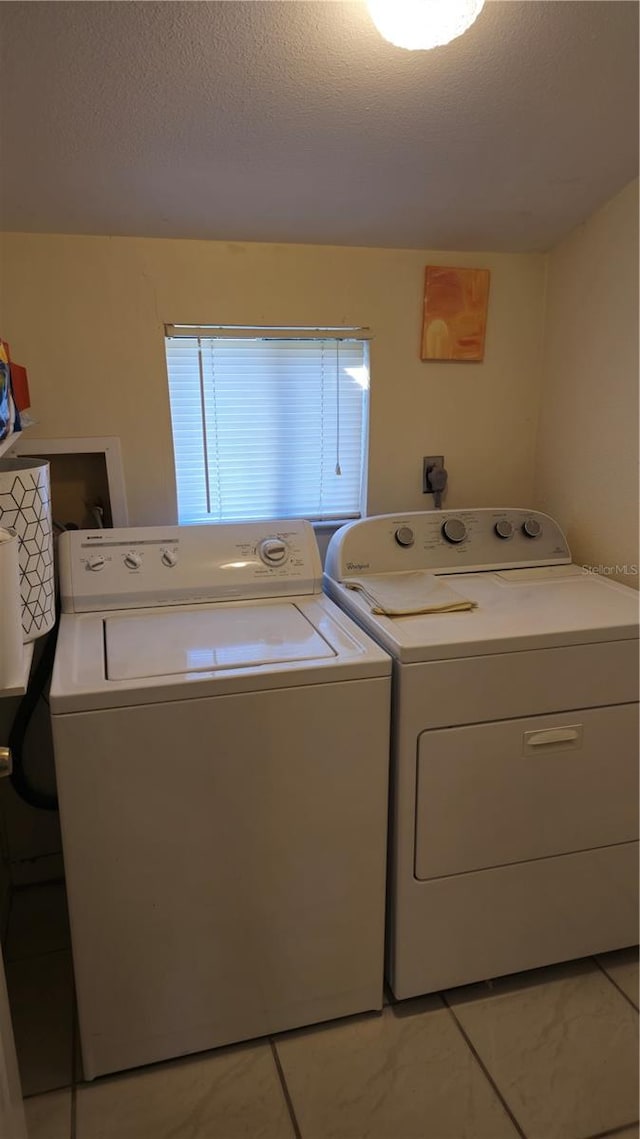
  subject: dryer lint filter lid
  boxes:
[104,603,335,680]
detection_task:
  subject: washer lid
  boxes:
[105,603,335,680]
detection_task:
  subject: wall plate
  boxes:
[423,455,444,494]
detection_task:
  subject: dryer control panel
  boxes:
[325,509,571,579]
[58,520,323,612]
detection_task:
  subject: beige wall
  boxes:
[0,233,546,526]
[533,178,639,588]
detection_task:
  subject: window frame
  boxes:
[164,324,371,527]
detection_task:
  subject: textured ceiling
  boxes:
[0,1,637,252]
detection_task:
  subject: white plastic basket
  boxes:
[0,458,55,641]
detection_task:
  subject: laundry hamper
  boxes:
[0,458,55,641]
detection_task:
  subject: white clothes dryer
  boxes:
[50,520,391,1078]
[324,508,639,1000]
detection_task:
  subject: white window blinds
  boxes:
[165,329,369,525]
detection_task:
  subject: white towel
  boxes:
[342,571,477,616]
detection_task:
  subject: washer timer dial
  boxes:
[442,518,467,544]
[395,526,415,548]
[258,538,288,566]
[523,518,542,538]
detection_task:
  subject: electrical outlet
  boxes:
[423,455,444,494]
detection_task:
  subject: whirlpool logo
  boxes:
[346,561,370,572]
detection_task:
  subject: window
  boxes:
[165,325,370,525]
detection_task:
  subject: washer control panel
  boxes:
[58,521,322,612]
[325,509,571,579]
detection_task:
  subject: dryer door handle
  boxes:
[523,726,583,753]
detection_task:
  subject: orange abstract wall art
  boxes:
[421,266,490,362]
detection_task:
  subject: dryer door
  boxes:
[414,703,639,880]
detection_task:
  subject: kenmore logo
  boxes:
[346,561,370,571]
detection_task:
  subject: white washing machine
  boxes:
[50,520,391,1079]
[325,508,639,999]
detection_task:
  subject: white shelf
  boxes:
[0,431,24,460]
[1,642,34,699]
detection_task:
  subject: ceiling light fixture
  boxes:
[366,0,485,51]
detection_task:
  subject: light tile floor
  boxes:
[4,882,639,1139]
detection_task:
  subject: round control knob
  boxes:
[523,518,542,539]
[495,520,514,540]
[161,548,178,568]
[123,551,142,570]
[442,518,467,545]
[395,526,415,548]
[86,554,105,572]
[258,538,287,566]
